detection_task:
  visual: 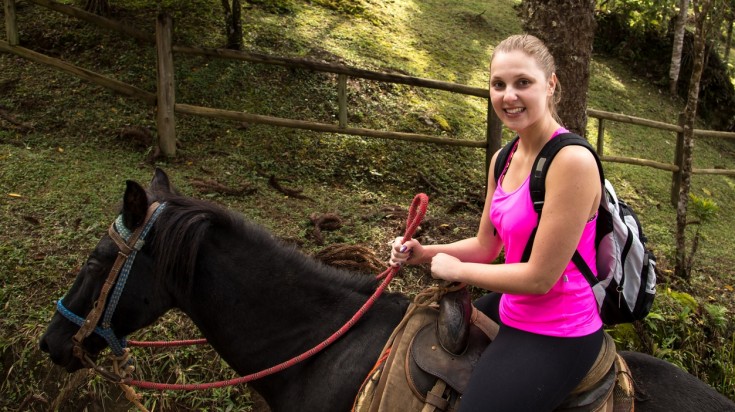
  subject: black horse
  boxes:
[40,169,735,412]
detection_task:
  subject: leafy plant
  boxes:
[685,193,720,274]
[617,287,735,398]
[597,0,680,34]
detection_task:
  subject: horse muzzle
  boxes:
[40,336,81,372]
[40,314,104,372]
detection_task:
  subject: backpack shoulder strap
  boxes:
[519,133,605,265]
[529,133,608,287]
[529,133,605,213]
[493,136,520,187]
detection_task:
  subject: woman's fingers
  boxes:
[389,237,413,266]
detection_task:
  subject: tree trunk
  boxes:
[675,0,714,280]
[670,0,690,95]
[724,17,733,65]
[518,0,597,136]
[221,0,243,50]
[84,0,109,16]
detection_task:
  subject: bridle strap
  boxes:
[72,202,161,359]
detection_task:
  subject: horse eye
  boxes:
[84,258,102,272]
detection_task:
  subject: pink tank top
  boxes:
[490,129,602,337]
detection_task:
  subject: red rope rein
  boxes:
[124,193,428,390]
[127,338,207,347]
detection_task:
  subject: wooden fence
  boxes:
[3,0,735,206]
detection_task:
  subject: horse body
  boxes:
[40,169,735,412]
[621,351,735,411]
[177,210,408,411]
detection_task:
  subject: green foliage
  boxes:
[684,193,719,274]
[705,303,730,330]
[597,0,680,34]
[615,288,735,399]
[689,192,720,223]
[247,0,371,18]
[247,0,297,14]
[670,290,700,312]
[594,0,735,131]
[310,0,366,16]
[430,114,452,132]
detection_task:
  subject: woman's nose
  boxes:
[503,87,518,102]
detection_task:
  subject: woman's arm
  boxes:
[431,145,601,294]
[390,151,504,267]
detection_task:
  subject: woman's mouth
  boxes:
[504,107,525,115]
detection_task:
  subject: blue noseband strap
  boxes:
[56,299,128,356]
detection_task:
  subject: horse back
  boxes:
[621,351,735,411]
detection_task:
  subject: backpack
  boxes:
[493,133,657,325]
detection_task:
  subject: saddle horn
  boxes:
[437,285,472,356]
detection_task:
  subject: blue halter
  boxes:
[56,202,166,358]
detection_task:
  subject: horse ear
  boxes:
[122,180,149,230]
[150,168,174,195]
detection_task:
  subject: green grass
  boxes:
[1,0,735,410]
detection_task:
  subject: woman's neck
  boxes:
[516,117,562,153]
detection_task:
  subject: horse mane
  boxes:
[150,194,381,297]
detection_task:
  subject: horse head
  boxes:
[40,168,177,372]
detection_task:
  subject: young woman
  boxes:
[389,34,604,411]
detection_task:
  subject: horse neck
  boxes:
[172,226,409,410]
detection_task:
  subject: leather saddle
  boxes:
[406,287,624,412]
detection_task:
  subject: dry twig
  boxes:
[268,175,314,201]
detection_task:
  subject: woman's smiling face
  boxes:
[490,50,556,134]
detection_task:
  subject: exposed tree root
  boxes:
[309,212,343,245]
[313,243,384,274]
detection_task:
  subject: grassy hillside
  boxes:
[1,0,734,410]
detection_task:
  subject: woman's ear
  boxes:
[548,73,557,96]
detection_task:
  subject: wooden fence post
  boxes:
[155,12,176,157]
[4,0,19,46]
[596,118,605,155]
[485,103,503,180]
[338,74,347,129]
[671,113,685,207]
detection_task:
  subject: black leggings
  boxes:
[459,293,604,412]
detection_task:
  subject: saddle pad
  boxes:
[407,323,490,398]
[556,360,616,411]
[362,305,440,412]
[572,331,618,394]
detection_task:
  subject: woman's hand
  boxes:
[389,237,423,267]
[431,253,462,282]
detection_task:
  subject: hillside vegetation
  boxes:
[1,0,734,410]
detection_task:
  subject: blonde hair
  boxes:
[491,34,562,124]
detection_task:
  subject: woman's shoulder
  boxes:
[549,144,598,174]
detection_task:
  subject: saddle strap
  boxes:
[470,306,499,341]
[421,380,449,412]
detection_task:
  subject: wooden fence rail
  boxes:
[3,0,735,207]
